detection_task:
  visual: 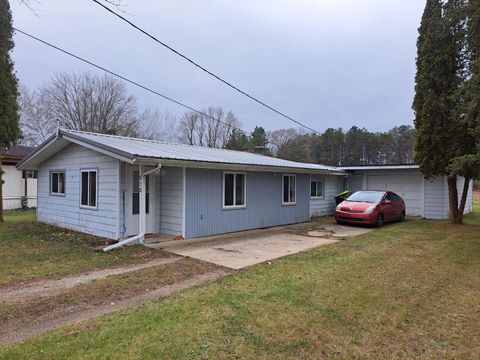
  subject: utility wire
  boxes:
[12,27,246,136]
[91,0,321,135]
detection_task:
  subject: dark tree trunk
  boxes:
[457,176,471,223]
[447,176,461,224]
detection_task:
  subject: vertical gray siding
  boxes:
[348,174,364,192]
[158,166,184,236]
[309,175,341,216]
[37,144,119,239]
[185,169,309,238]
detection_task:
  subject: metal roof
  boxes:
[18,129,345,174]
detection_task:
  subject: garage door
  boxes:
[366,174,424,216]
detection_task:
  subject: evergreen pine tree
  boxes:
[413,0,470,223]
[224,129,250,151]
[0,0,21,222]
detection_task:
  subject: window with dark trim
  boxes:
[223,172,246,208]
[81,170,97,208]
[50,171,65,195]
[310,180,324,198]
[132,171,140,215]
[23,170,37,179]
[282,174,296,204]
[145,174,150,214]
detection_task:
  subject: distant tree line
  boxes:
[264,125,415,166]
[19,71,415,167]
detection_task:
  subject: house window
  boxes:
[132,171,140,215]
[23,170,37,179]
[145,174,150,214]
[282,174,296,204]
[50,171,65,195]
[223,172,246,208]
[310,180,324,198]
[81,170,97,208]
[132,172,150,215]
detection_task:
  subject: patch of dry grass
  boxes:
[0,211,169,286]
[1,206,479,359]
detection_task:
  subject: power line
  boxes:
[91,0,321,135]
[11,27,249,136]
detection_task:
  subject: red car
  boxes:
[335,190,406,227]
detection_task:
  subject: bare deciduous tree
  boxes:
[177,107,240,148]
[138,109,177,142]
[41,72,140,137]
[18,84,55,146]
[267,128,300,154]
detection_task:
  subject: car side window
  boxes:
[391,193,401,201]
[385,193,394,201]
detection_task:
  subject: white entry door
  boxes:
[125,166,156,235]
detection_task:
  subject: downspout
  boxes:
[103,164,162,252]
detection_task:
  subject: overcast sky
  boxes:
[11,0,425,133]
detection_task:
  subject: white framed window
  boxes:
[223,172,246,208]
[50,171,65,196]
[80,169,97,209]
[310,180,324,198]
[282,174,296,205]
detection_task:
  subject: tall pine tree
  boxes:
[413,0,473,224]
[0,0,21,222]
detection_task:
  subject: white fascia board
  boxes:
[16,135,57,170]
[62,134,135,164]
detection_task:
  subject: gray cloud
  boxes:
[11,0,425,133]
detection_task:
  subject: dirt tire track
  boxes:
[0,270,229,344]
[0,256,182,304]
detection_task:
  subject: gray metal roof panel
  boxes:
[61,129,344,173]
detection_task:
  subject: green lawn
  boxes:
[0,211,166,286]
[1,206,480,359]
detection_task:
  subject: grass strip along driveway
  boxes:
[0,211,169,287]
[1,206,480,359]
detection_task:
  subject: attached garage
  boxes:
[343,165,473,219]
[365,173,424,216]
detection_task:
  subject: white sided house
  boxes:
[18,130,473,246]
[1,145,37,210]
[17,129,345,242]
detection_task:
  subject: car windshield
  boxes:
[346,191,384,203]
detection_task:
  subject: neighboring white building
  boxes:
[1,146,37,210]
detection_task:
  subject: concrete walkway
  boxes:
[147,223,372,269]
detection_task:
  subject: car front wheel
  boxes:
[376,214,384,228]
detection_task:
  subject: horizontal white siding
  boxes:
[310,175,341,217]
[1,165,37,209]
[424,176,473,220]
[37,144,119,239]
[424,177,448,219]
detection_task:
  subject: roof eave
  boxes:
[135,157,346,175]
